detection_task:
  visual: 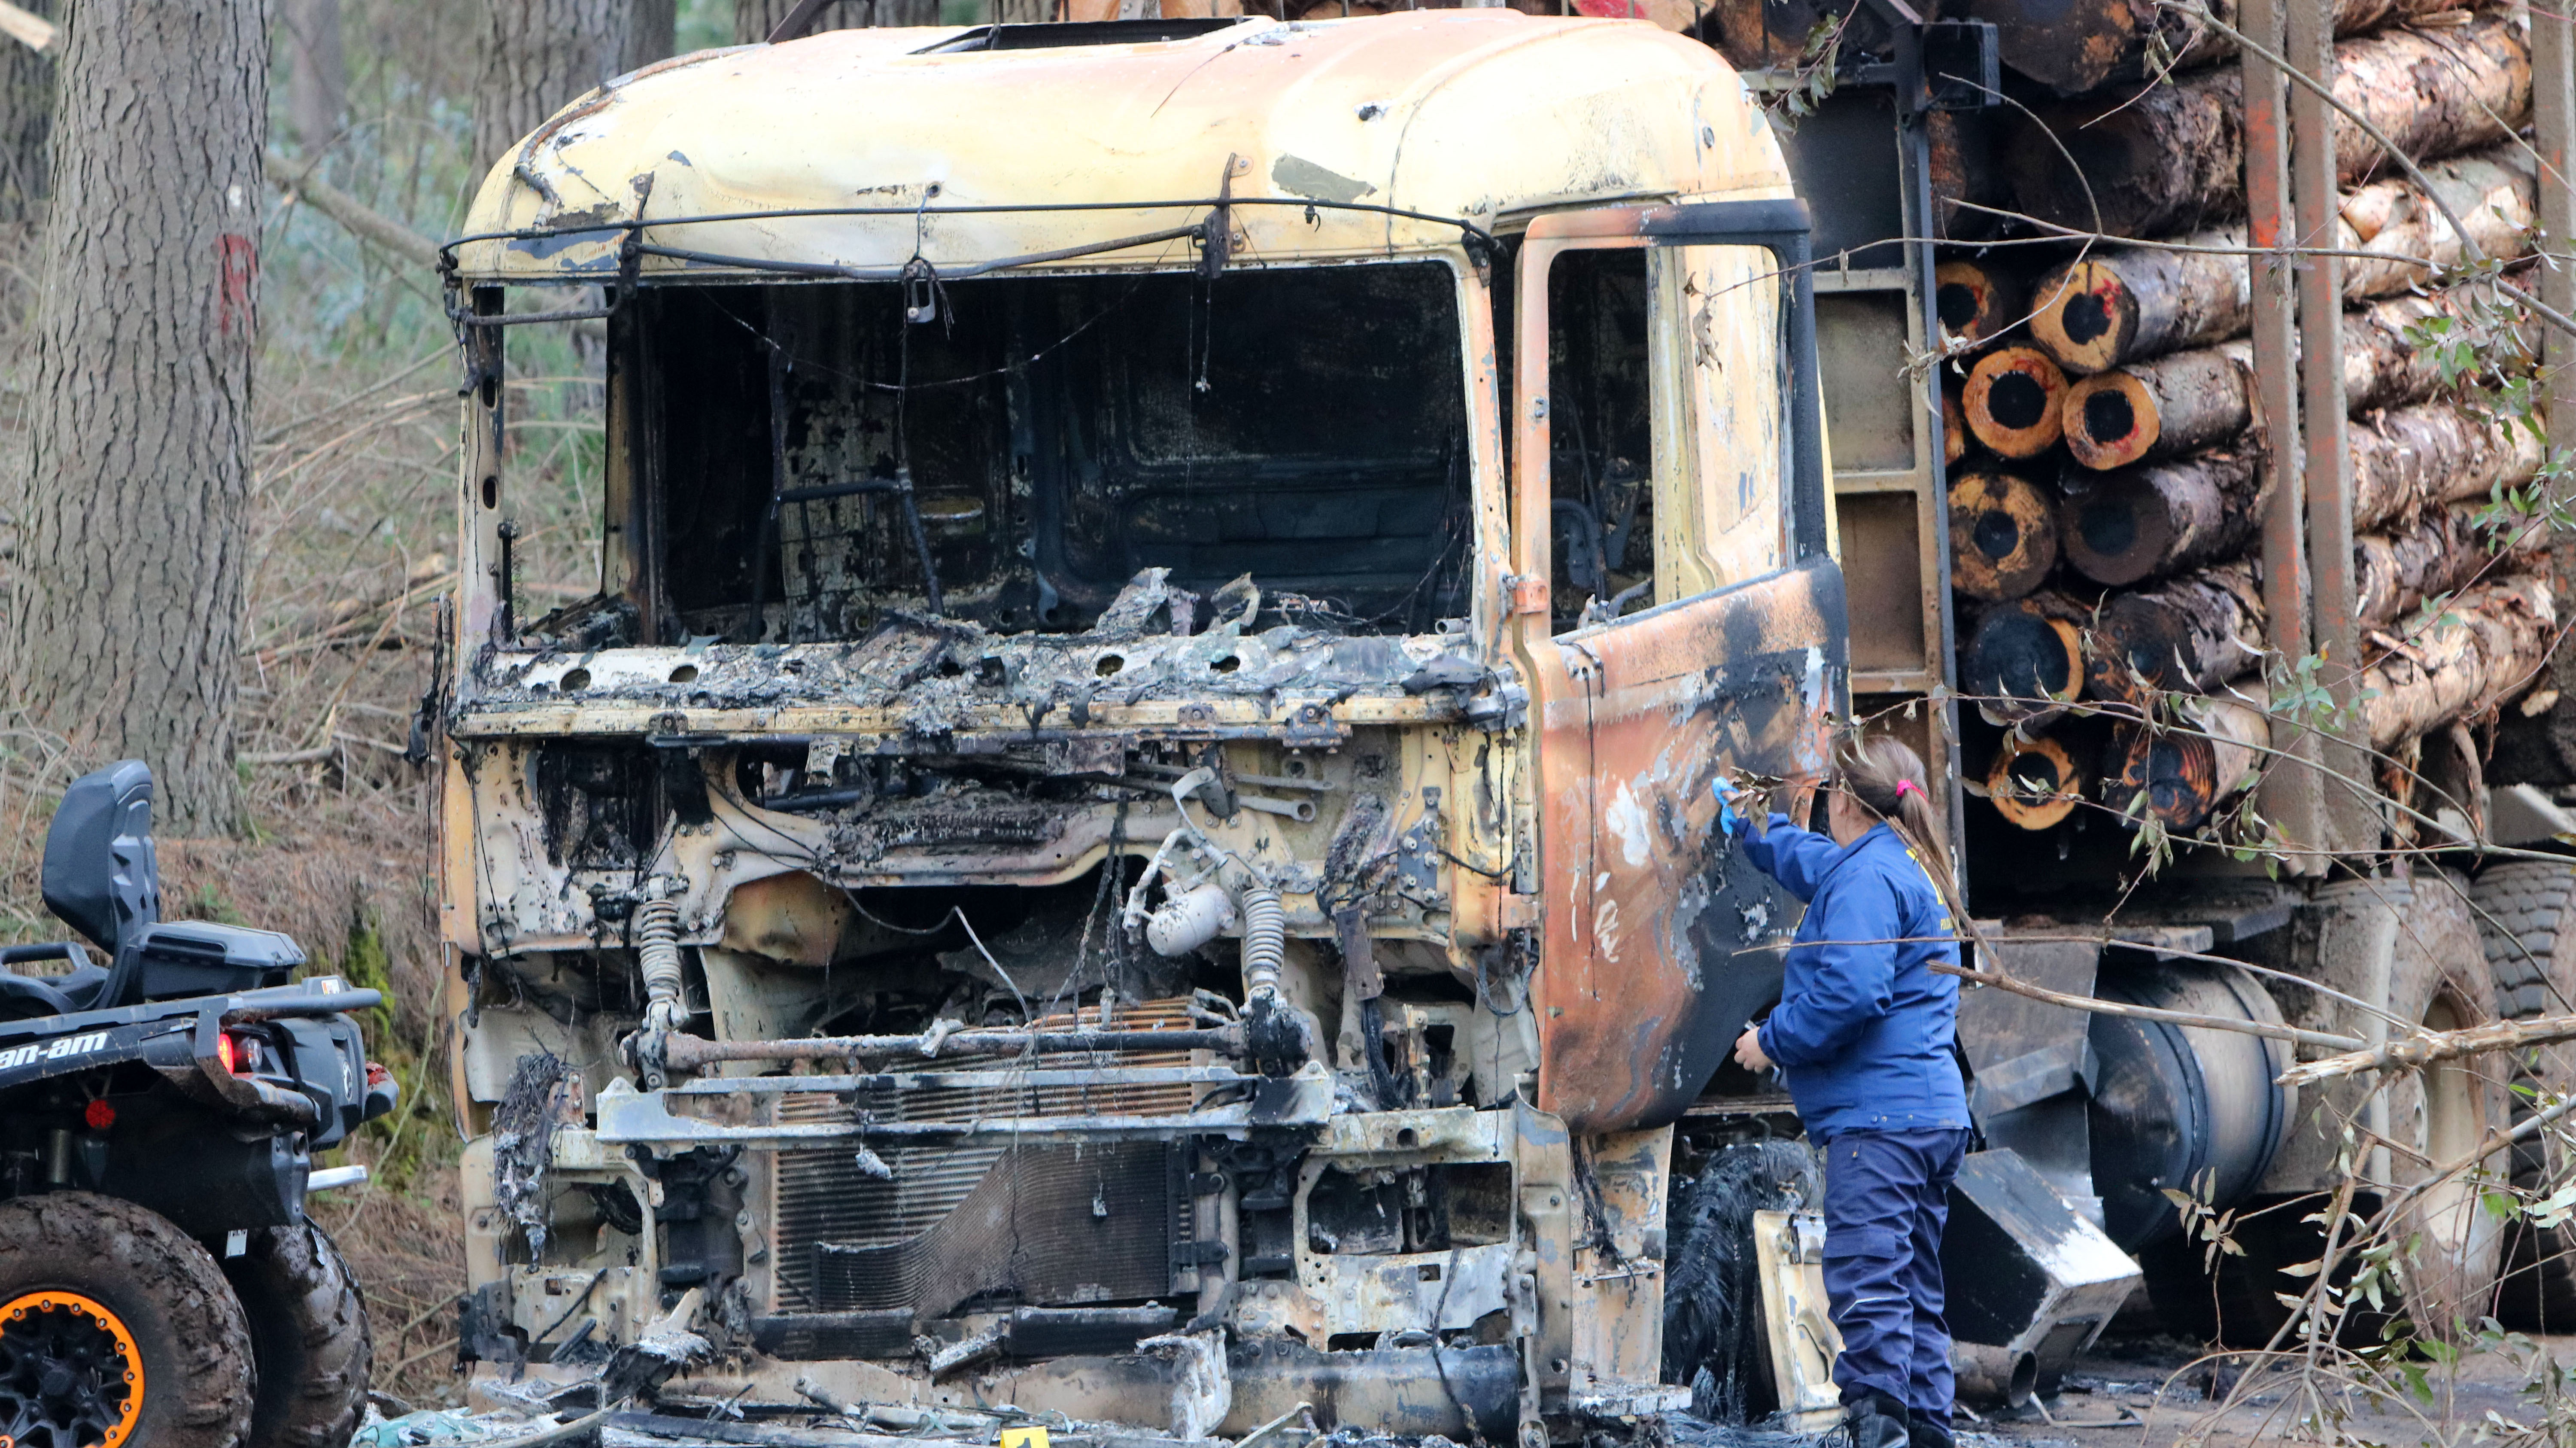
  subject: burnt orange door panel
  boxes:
[1529,555,1846,1131]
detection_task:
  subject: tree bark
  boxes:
[5,0,270,834]
[2354,502,2544,631]
[2342,289,2535,414]
[2085,560,2268,704]
[475,0,679,174]
[1989,728,2086,830]
[1963,344,2069,459]
[2005,16,2530,237]
[1962,590,2095,723]
[2028,230,2251,376]
[281,0,343,150]
[2339,144,2535,299]
[0,0,51,222]
[734,0,934,43]
[2351,399,2543,533]
[2057,447,2267,586]
[2109,676,2270,830]
[2063,341,2256,469]
[1950,468,2060,601]
[1959,0,2461,97]
[1936,257,2023,351]
[2358,572,2555,751]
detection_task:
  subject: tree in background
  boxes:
[0,2,51,221]
[732,0,928,43]
[282,0,346,152]
[471,0,673,175]
[4,0,273,834]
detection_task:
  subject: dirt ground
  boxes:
[1957,1326,2576,1448]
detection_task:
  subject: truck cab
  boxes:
[437,11,1848,1438]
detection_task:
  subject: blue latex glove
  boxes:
[1713,770,1750,837]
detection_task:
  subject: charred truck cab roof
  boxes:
[439,11,1847,1440]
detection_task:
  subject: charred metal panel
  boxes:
[1531,556,1846,1132]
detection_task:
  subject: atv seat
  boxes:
[0,943,109,1019]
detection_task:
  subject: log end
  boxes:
[2111,723,2220,831]
[2030,261,2137,375]
[1943,378,1970,466]
[1949,468,2061,600]
[2055,468,2172,588]
[1989,730,2084,830]
[1935,258,2024,350]
[1965,345,2071,459]
[2062,370,2158,470]
[1963,602,2086,719]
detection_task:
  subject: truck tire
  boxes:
[2470,860,2576,1330]
[2145,873,2506,1345]
[0,1190,254,1448]
[223,1221,371,1448]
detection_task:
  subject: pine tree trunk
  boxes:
[282,0,344,149]
[2063,342,2256,469]
[1950,468,2060,601]
[734,0,931,43]
[2028,229,2251,377]
[2339,145,2535,298]
[626,0,676,69]
[0,0,52,222]
[5,0,269,835]
[2358,573,2555,751]
[2351,399,2543,533]
[1958,0,2459,96]
[474,0,635,173]
[2057,447,2266,586]
[2006,16,2530,237]
[2086,560,2268,704]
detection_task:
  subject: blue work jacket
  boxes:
[1741,818,1971,1139]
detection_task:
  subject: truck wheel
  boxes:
[2144,874,2506,1345]
[2471,860,2576,1330]
[2381,870,2510,1339]
[0,1191,253,1448]
[223,1221,371,1448]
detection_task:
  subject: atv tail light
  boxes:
[81,1099,113,1131]
[216,1031,258,1075]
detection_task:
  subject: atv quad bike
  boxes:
[0,761,396,1448]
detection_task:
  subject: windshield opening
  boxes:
[572,260,1472,649]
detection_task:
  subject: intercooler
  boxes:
[768,1000,1206,1356]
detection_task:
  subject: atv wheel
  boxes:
[0,1191,252,1448]
[224,1221,371,1448]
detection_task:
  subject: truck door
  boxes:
[1510,200,1849,1133]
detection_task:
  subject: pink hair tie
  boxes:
[1895,779,1926,802]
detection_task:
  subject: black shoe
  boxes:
[1905,1409,1955,1448]
[1844,1393,1910,1448]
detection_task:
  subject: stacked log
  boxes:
[1852,0,2561,838]
[2002,15,2530,238]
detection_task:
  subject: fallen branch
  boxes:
[2279,1010,2576,1084]
[0,2,52,51]
[263,152,441,271]
[1930,959,2366,1050]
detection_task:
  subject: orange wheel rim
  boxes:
[0,1289,143,1448]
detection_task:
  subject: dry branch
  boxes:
[2283,1009,2576,1084]
[264,152,442,271]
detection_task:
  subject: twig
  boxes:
[2281,1011,2576,1083]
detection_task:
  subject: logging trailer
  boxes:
[430,0,2576,1435]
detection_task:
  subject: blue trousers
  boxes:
[1819,1128,1971,1423]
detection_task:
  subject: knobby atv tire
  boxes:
[2471,860,2576,1330]
[224,1220,371,1448]
[0,1191,253,1448]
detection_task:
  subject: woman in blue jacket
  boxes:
[1719,735,1972,1448]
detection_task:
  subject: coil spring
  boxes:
[635,896,684,1026]
[1239,886,1285,996]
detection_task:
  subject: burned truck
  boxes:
[437,10,1861,1439]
